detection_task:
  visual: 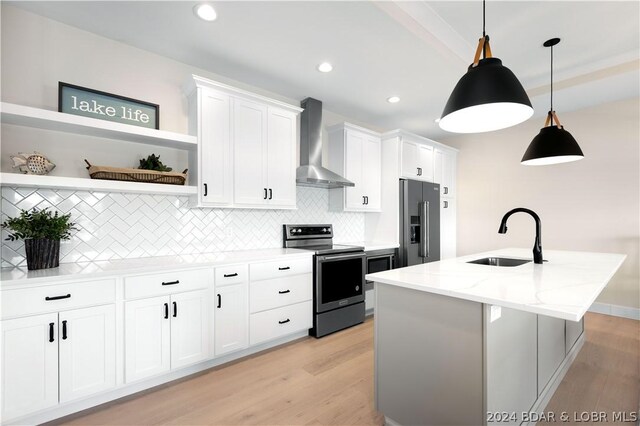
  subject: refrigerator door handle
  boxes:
[426,201,430,258]
[419,201,428,258]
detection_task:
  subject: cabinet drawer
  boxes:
[1,279,115,319]
[215,264,248,287]
[250,301,312,346]
[124,268,211,300]
[250,257,312,282]
[250,273,312,313]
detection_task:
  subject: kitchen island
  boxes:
[365,248,626,426]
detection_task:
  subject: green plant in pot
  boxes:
[1,208,77,270]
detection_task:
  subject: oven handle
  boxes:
[316,252,366,262]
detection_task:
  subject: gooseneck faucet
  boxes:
[498,208,543,264]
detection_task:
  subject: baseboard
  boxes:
[589,302,640,320]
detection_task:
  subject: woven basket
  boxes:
[85,160,188,186]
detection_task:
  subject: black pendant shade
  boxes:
[521,38,584,166]
[521,126,584,166]
[439,57,533,133]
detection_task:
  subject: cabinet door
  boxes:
[417,144,434,182]
[125,296,170,383]
[440,199,456,259]
[442,150,456,198]
[59,305,116,403]
[1,313,59,421]
[215,283,249,356]
[200,89,232,206]
[266,107,297,208]
[433,149,444,186]
[401,140,420,179]
[233,98,268,206]
[362,135,381,210]
[538,315,565,396]
[170,290,210,369]
[344,130,365,209]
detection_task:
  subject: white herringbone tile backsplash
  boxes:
[1,186,364,268]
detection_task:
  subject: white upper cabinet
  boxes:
[187,75,301,209]
[266,108,297,208]
[328,123,382,212]
[198,90,232,206]
[233,98,269,206]
[401,138,434,182]
[434,148,457,198]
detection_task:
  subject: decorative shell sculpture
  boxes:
[11,152,56,175]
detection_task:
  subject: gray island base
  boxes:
[367,249,626,426]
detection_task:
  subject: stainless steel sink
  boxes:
[467,257,531,267]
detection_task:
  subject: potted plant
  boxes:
[1,208,77,270]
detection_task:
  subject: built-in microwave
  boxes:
[365,250,396,286]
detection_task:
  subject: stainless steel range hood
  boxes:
[297,98,354,188]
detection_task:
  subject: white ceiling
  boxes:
[8,1,640,139]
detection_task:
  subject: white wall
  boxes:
[443,98,640,309]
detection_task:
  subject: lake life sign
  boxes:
[58,82,159,129]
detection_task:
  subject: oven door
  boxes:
[315,252,366,313]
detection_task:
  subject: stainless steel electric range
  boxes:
[283,224,366,337]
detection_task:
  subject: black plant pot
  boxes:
[24,239,60,270]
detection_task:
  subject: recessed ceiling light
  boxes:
[387,96,400,104]
[194,4,217,21]
[317,62,333,73]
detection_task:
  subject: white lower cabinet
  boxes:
[59,305,116,403]
[1,313,59,421]
[170,290,210,369]
[1,305,116,422]
[214,283,249,356]
[250,301,312,346]
[125,290,209,383]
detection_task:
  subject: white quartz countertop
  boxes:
[365,248,626,321]
[1,248,313,289]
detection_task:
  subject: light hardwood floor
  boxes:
[53,313,638,425]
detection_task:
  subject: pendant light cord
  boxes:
[482,0,487,59]
[550,43,554,125]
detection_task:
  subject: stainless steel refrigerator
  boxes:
[399,179,440,267]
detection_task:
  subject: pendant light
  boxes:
[521,38,584,166]
[439,0,533,133]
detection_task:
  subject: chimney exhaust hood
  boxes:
[296,97,354,189]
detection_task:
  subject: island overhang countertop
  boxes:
[365,248,626,321]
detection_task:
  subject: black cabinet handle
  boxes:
[173,301,177,318]
[162,280,179,286]
[365,196,369,205]
[164,303,169,319]
[417,167,422,176]
[217,294,222,308]
[45,294,71,301]
[278,290,291,294]
[444,201,449,208]
[49,322,55,342]
[278,319,290,324]
[62,320,68,340]
[203,183,208,197]
[223,273,238,278]
[269,188,273,200]
[278,266,290,271]
[264,188,268,199]
[362,196,366,205]
[444,186,449,195]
